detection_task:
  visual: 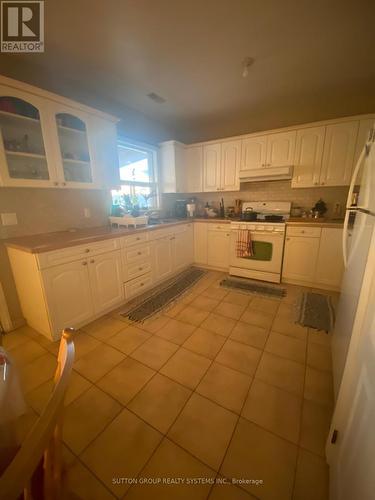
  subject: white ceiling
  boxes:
[1,0,374,143]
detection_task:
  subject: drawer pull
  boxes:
[140,283,144,287]
[85,249,90,253]
[90,259,95,263]
[139,267,143,271]
[82,261,87,266]
[301,230,305,234]
[137,251,142,255]
[136,237,141,240]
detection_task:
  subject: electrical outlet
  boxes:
[1,213,18,226]
[84,208,91,218]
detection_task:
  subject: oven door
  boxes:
[230,229,285,277]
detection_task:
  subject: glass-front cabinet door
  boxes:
[53,109,97,188]
[0,89,56,187]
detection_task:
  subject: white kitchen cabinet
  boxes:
[194,223,208,265]
[90,117,120,188]
[320,121,359,186]
[185,145,203,192]
[88,250,124,314]
[292,126,325,188]
[203,143,221,192]
[266,130,296,167]
[315,228,344,288]
[173,224,194,272]
[207,226,230,269]
[282,232,320,283]
[354,118,374,165]
[241,135,267,170]
[42,260,94,336]
[152,235,175,282]
[159,140,186,193]
[221,140,241,191]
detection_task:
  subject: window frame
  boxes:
[115,138,160,209]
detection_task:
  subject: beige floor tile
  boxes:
[164,301,186,318]
[131,336,179,370]
[216,340,261,376]
[9,339,47,366]
[142,314,170,333]
[168,393,237,470]
[183,327,226,359]
[242,379,302,444]
[82,317,125,340]
[63,386,121,455]
[128,374,191,433]
[221,418,298,500]
[201,285,228,301]
[160,348,211,389]
[307,343,332,372]
[19,352,57,394]
[27,370,92,414]
[214,301,247,320]
[155,318,196,345]
[276,303,295,321]
[304,367,334,407]
[209,483,257,499]
[222,291,251,307]
[63,456,116,500]
[265,331,306,364]
[125,438,215,500]
[300,399,332,457]
[74,344,125,383]
[201,312,237,337]
[71,331,102,360]
[81,409,162,497]
[14,406,38,444]
[272,317,308,341]
[97,357,155,405]
[190,295,221,312]
[308,329,332,347]
[196,362,252,413]
[240,309,274,329]
[230,321,269,349]
[107,325,151,354]
[282,284,304,304]
[248,296,280,315]
[293,448,329,500]
[2,327,33,350]
[255,352,305,396]
[176,305,210,326]
[180,291,200,305]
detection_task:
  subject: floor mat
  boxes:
[121,267,206,322]
[296,291,335,332]
[220,276,286,298]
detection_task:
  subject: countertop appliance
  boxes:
[229,201,291,283]
[332,125,375,399]
[174,199,187,218]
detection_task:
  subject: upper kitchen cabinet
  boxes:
[354,118,374,165]
[241,135,267,170]
[320,121,359,186]
[203,142,221,191]
[221,140,241,191]
[0,89,57,187]
[184,145,203,192]
[266,130,296,167]
[0,76,119,189]
[159,140,186,193]
[292,126,325,188]
[53,107,97,188]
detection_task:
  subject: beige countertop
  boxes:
[5,216,344,254]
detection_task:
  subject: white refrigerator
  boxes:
[331,125,375,398]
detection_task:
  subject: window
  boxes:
[111,141,159,211]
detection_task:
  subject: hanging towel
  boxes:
[236,229,253,257]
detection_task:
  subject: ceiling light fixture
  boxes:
[147,92,166,104]
[242,57,254,78]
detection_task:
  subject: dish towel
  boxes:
[236,229,253,257]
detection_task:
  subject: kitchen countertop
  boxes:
[5,216,344,254]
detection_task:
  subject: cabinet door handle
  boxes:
[85,249,90,253]
[90,259,95,263]
[62,182,66,186]
[136,237,141,240]
[286,238,290,241]
[82,261,87,266]
[137,251,142,255]
[321,182,325,185]
[53,181,59,186]
[139,267,143,271]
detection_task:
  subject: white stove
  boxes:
[229,201,291,283]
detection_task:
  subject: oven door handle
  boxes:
[231,230,284,236]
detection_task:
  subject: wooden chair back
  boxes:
[0,327,75,500]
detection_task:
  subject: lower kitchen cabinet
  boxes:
[194,222,208,265]
[207,225,231,269]
[282,235,320,283]
[152,234,175,282]
[173,224,194,272]
[315,228,344,288]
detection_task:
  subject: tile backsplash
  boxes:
[163,181,348,219]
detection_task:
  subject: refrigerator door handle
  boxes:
[346,145,367,209]
[342,208,352,269]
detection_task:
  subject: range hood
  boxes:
[239,165,293,183]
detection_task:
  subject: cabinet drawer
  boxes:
[286,226,321,238]
[122,232,149,247]
[124,244,151,263]
[207,223,230,232]
[125,273,153,299]
[149,227,175,240]
[125,260,152,282]
[37,238,121,269]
